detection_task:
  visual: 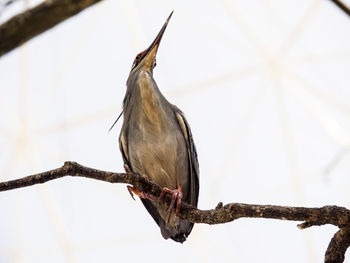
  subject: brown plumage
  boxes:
[118,12,199,243]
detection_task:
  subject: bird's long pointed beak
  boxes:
[140,11,173,68]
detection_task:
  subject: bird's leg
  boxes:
[158,184,183,223]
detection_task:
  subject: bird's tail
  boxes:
[160,219,194,243]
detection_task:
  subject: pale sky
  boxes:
[1,0,350,262]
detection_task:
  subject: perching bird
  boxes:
[118,11,199,243]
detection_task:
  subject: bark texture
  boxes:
[0,161,349,262]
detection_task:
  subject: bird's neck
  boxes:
[134,71,169,134]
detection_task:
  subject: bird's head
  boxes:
[130,11,173,73]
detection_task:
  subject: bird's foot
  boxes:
[140,174,149,182]
[126,180,155,201]
[123,165,153,200]
[127,185,155,201]
[158,184,183,223]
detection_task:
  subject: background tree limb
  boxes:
[330,0,350,17]
[0,0,102,57]
[0,161,349,263]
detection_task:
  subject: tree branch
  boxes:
[329,0,350,17]
[325,227,350,263]
[1,161,349,262]
[0,0,103,57]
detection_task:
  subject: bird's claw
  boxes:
[158,184,183,223]
[127,185,155,201]
[123,166,153,201]
[127,185,136,200]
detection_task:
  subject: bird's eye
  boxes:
[131,55,140,69]
[131,51,146,69]
[136,53,143,62]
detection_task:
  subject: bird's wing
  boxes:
[174,109,200,206]
[119,130,163,227]
[119,131,131,168]
[139,108,200,242]
[119,108,199,236]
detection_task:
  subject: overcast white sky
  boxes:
[1,0,350,262]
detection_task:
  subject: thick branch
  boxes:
[0,0,102,57]
[1,161,350,262]
[325,228,350,263]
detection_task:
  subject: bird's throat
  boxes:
[137,71,167,135]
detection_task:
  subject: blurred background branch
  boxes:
[330,0,350,17]
[0,0,103,57]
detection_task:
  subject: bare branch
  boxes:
[329,0,350,17]
[1,161,350,228]
[0,0,103,57]
[0,161,165,197]
[1,161,350,262]
[325,227,350,263]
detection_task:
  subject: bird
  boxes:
[118,11,199,243]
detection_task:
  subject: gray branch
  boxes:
[0,161,349,262]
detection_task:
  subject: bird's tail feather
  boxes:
[160,219,194,243]
[141,198,194,243]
